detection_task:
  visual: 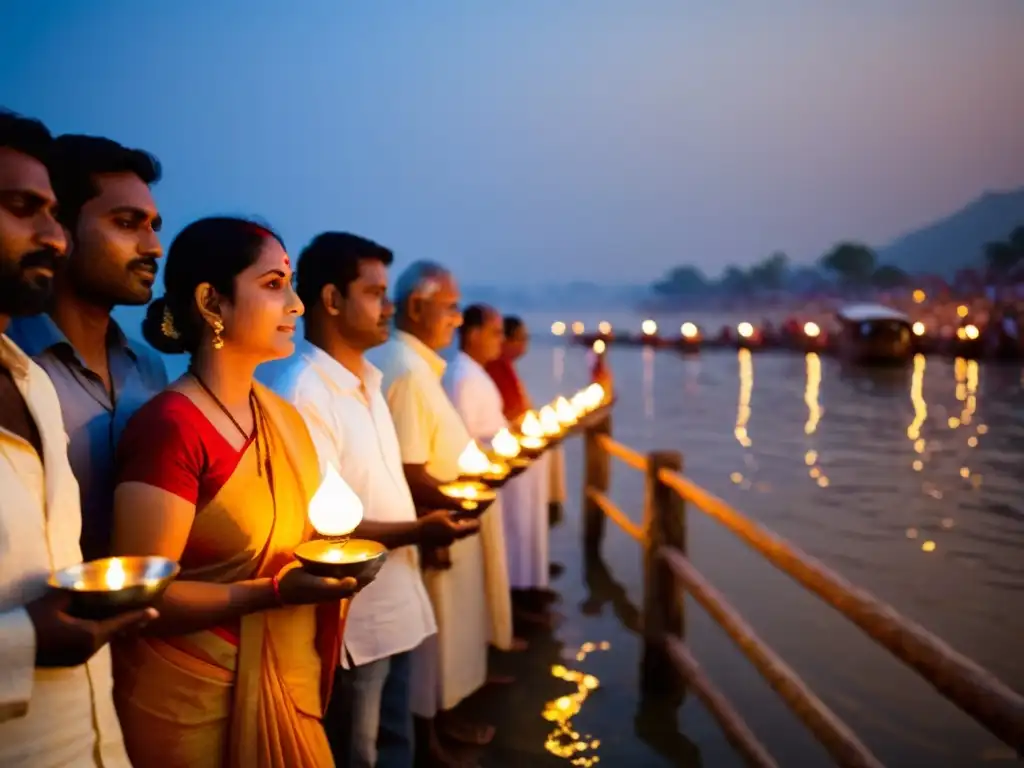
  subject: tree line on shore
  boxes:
[650,225,1024,300]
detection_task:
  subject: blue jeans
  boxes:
[326,651,415,768]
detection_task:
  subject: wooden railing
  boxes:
[578,408,1024,767]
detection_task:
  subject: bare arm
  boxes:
[112,482,278,636]
[403,463,460,511]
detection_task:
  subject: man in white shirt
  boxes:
[441,305,519,653]
[262,233,480,768]
[369,261,502,756]
[0,109,155,767]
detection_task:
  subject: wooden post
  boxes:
[582,411,611,557]
[641,449,686,697]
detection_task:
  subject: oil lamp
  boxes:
[49,555,179,620]
[539,405,563,442]
[439,442,501,511]
[492,427,531,477]
[554,396,577,427]
[456,439,510,488]
[294,464,387,581]
[517,410,548,455]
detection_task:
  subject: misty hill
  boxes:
[876,187,1024,276]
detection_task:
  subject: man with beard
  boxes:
[8,133,167,561]
[0,109,154,767]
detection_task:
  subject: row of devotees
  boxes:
[0,110,604,768]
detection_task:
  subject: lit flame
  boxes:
[913,289,926,304]
[737,322,754,339]
[570,392,587,416]
[912,321,925,336]
[520,410,544,438]
[308,463,364,537]
[597,321,611,335]
[554,396,577,425]
[957,304,969,318]
[582,383,605,411]
[680,322,698,339]
[641,319,657,335]
[491,428,521,458]
[539,405,562,436]
[551,321,566,336]
[571,321,584,335]
[458,441,492,476]
[105,558,127,591]
[804,321,820,338]
[592,339,606,354]
[964,324,979,340]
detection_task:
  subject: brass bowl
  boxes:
[516,436,548,458]
[506,456,531,479]
[294,539,388,583]
[49,556,179,620]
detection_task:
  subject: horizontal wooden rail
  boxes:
[656,467,1024,752]
[595,433,648,471]
[662,548,883,767]
[584,486,645,542]
[665,638,779,768]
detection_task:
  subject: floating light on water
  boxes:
[491,428,521,459]
[680,322,698,339]
[803,321,821,338]
[571,321,585,335]
[922,540,936,552]
[641,319,657,336]
[597,321,611,335]
[912,289,926,304]
[551,321,566,337]
[308,464,364,538]
[912,322,926,336]
[592,339,606,354]
[542,642,610,764]
[737,322,754,339]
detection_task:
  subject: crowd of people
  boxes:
[0,109,575,768]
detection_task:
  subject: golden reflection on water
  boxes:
[803,353,829,487]
[734,349,752,448]
[553,348,565,385]
[907,354,927,442]
[543,641,610,765]
[642,347,655,421]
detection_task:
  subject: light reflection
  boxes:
[734,349,752,448]
[803,353,821,435]
[543,641,610,765]
[962,360,978,425]
[907,354,927,441]
[553,348,565,385]
[642,346,655,421]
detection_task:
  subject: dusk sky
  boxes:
[2,1,1023,285]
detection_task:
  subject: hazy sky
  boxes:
[2,1,1023,284]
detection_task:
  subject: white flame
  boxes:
[104,558,127,591]
[520,411,543,438]
[554,396,577,425]
[583,383,605,410]
[570,392,588,416]
[458,441,492,476]
[491,428,521,458]
[539,405,561,436]
[308,463,364,537]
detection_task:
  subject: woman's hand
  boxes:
[276,568,358,606]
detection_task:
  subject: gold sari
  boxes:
[114,385,344,768]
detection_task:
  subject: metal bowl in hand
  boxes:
[48,556,179,620]
[294,539,388,584]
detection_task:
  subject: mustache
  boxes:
[129,256,159,274]
[21,248,61,272]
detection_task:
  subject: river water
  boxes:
[513,309,1024,767]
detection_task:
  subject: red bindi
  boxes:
[283,256,290,267]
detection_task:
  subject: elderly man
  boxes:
[369,262,501,760]
[0,109,154,768]
[8,133,167,561]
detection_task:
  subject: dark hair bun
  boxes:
[142,298,187,355]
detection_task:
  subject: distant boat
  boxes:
[835,303,914,365]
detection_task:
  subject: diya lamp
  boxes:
[516,410,548,457]
[457,440,511,489]
[554,396,578,431]
[437,442,499,514]
[49,555,179,621]
[294,464,387,582]
[538,404,564,445]
[492,427,531,477]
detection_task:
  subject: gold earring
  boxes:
[212,318,225,350]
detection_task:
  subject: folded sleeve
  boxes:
[0,607,35,723]
[384,373,433,466]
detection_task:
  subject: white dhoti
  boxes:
[501,451,550,589]
[412,535,491,713]
[548,444,566,504]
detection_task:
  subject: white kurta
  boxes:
[443,353,513,651]
[370,333,490,714]
[548,445,566,504]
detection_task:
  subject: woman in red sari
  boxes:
[111,217,357,767]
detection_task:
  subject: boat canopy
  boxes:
[836,303,910,324]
